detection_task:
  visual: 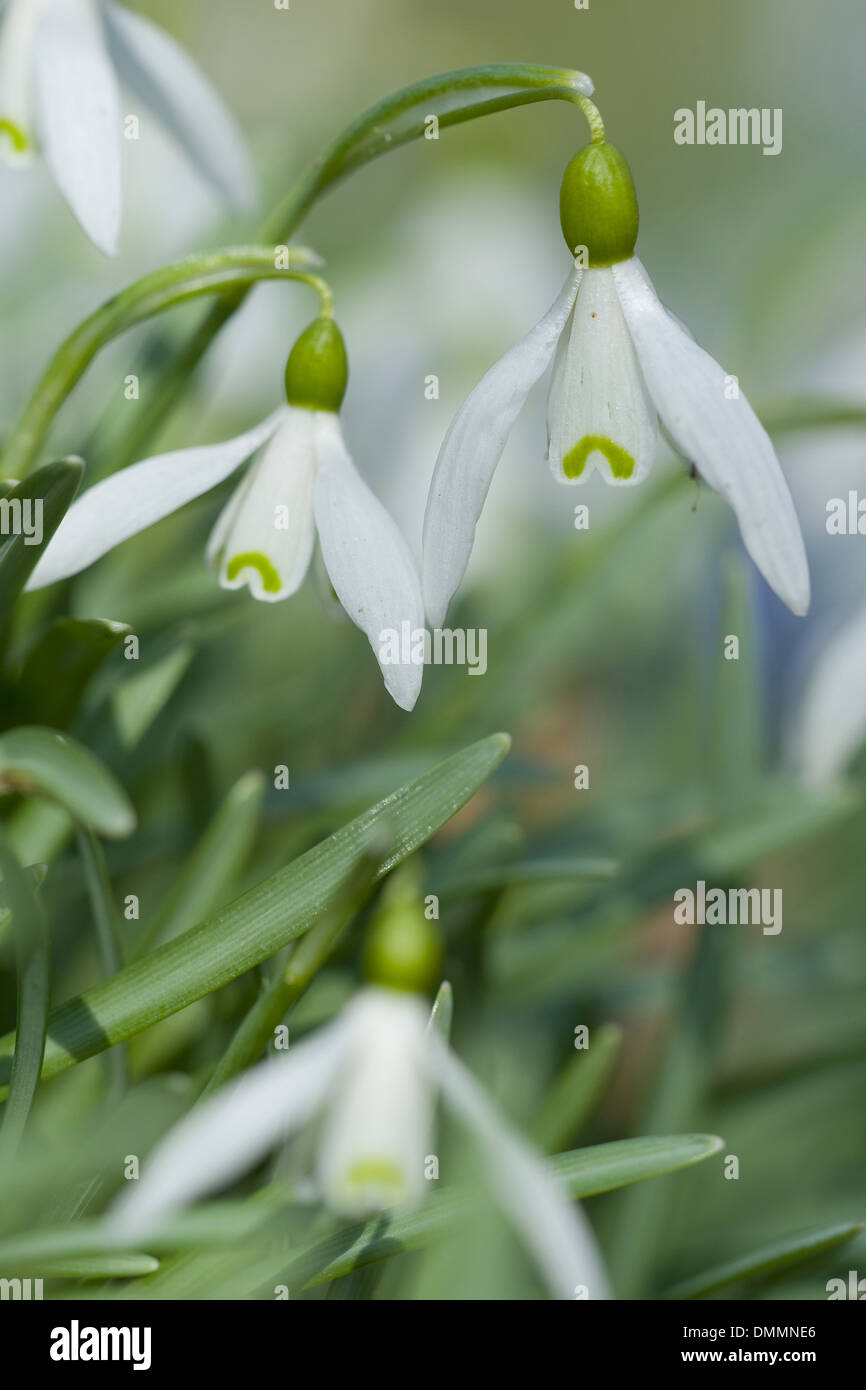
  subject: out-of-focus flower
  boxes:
[0,0,255,254]
[422,140,810,625]
[27,318,424,710]
[107,982,610,1300]
[790,599,866,785]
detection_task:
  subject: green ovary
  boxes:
[226,551,281,593]
[0,119,31,155]
[562,434,635,480]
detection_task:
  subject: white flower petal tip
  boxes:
[612,257,810,616]
[103,0,257,212]
[0,0,40,165]
[26,413,283,591]
[208,409,317,604]
[548,267,657,488]
[33,0,123,256]
[428,1035,611,1301]
[422,268,582,629]
[313,415,425,712]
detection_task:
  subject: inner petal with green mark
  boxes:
[343,1157,406,1196]
[0,118,31,155]
[226,551,282,594]
[563,434,635,480]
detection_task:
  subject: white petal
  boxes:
[102,0,255,211]
[32,0,122,255]
[613,257,810,616]
[106,1018,350,1241]
[0,0,40,159]
[26,412,283,589]
[548,267,657,486]
[428,1032,611,1301]
[313,414,425,711]
[208,407,316,603]
[422,268,582,628]
[792,602,866,785]
[317,987,431,1217]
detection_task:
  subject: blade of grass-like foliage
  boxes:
[428,982,453,1042]
[112,641,195,749]
[442,856,619,894]
[77,830,127,1097]
[0,837,49,1163]
[662,1221,864,1300]
[37,1253,160,1280]
[531,1023,623,1153]
[0,459,83,624]
[201,837,385,1095]
[0,1134,721,1295]
[297,1134,725,1289]
[0,734,510,1093]
[0,726,135,838]
[133,770,265,958]
[5,618,130,730]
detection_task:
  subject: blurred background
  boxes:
[1,0,865,1299]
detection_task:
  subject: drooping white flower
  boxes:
[0,0,255,254]
[106,985,610,1300]
[789,599,866,786]
[26,318,425,710]
[422,140,810,626]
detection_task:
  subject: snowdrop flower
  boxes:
[0,0,254,254]
[107,979,610,1300]
[27,317,425,710]
[790,599,866,786]
[423,139,810,625]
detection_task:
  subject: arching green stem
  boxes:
[75,63,601,474]
[0,247,326,480]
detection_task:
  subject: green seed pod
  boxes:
[559,142,639,267]
[284,316,349,412]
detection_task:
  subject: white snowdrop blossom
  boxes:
[0,0,255,254]
[27,318,425,710]
[107,985,611,1301]
[422,139,810,626]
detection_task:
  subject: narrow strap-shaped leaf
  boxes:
[530,1023,623,1153]
[0,726,136,839]
[0,733,510,1092]
[661,1222,865,1300]
[0,459,83,623]
[0,836,49,1163]
[5,617,130,730]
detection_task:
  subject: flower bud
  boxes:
[559,142,639,267]
[284,316,348,412]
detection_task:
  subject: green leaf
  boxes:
[133,769,265,957]
[112,641,195,749]
[35,1253,160,1281]
[0,734,510,1092]
[530,1023,623,1152]
[0,837,49,1163]
[0,459,83,623]
[662,1221,864,1300]
[0,726,135,838]
[298,1134,725,1288]
[428,981,453,1042]
[6,617,130,729]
